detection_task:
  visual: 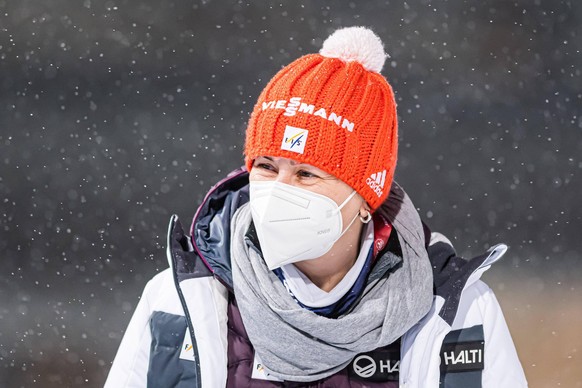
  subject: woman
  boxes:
[105,27,527,387]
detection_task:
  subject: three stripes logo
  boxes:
[366,170,386,197]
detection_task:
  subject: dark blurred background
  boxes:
[1,1,580,386]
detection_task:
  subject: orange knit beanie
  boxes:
[244,27,398,211]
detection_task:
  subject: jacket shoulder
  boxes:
[145,268,173,292]
[427,231,508,326]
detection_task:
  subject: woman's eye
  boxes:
[298,170,318,178]
[256,162,275,171]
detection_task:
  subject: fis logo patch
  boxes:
[179,328,195,362]
[281,125,308,154]
[251,352,284,382]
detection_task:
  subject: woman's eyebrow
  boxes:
[261,156,320,171]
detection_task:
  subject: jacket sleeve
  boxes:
[478,281,528,387]
[455,280,528,387]
[104,271,169,387]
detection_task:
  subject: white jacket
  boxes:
[106,171,527,387]
[105,222,527,387]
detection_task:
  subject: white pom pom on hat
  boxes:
[319,26,387,73]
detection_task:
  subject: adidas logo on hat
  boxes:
[366,170,386,197]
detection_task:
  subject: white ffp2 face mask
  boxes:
[249,181,359,270]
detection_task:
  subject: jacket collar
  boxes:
[188,167,402,290]
[182,167,505,307]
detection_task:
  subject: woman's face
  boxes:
[249,156,367,226]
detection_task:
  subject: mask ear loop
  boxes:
[336,190,358,211]
[338,210,361,239]
[335,190,360,239]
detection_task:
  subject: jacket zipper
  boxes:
[168,214,202,387]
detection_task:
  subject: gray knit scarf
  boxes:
[231,183,433,382]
